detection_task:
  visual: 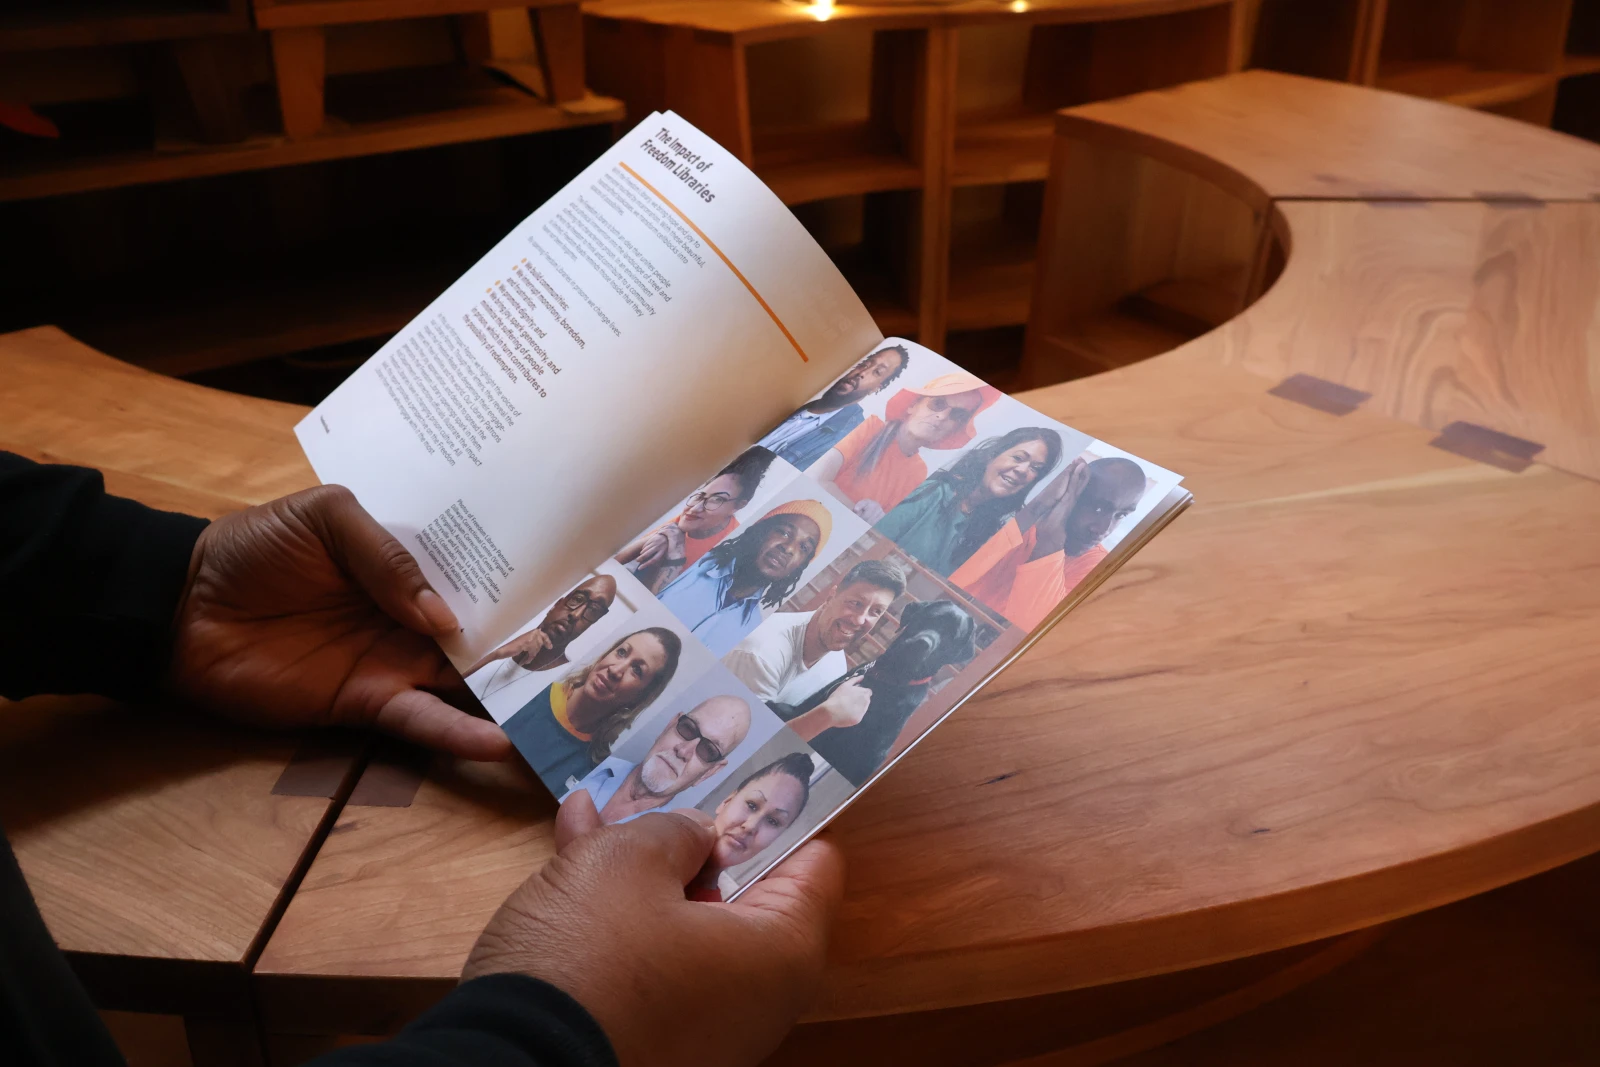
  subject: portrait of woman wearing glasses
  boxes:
[614,447,777,594]
[503,625,684,791]
[564,693,754,823]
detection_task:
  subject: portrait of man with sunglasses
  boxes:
[565,693,752,824]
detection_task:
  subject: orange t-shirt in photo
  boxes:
[680,515,738,568]
[950,518,1108,631]
[829,416,929,515]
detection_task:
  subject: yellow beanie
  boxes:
[759,498,833,553]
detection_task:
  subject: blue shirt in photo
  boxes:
[760,404,865,471]
[657,555,768,657]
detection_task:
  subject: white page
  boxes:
[297,112,883,666]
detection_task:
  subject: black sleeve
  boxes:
[308,974,617,1067]
[0,452,208,702]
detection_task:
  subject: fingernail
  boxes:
[416,588,458,633]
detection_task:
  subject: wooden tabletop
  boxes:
[7,70,1600,1055]
[1058,70,1600,202]
[253,75,1600,1033]
[0,327,351,1045]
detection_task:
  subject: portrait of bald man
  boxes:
[565,694,752,824]
[466,573,618,700]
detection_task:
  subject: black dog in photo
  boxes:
[771,598,976,785]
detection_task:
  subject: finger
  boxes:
[374,688,511,761]
[733,838,846,932]
[555,788,603,850]
[611,809,716,888]
[301,485,459,638]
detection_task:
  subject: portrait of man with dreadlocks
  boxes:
[657,499,834,655]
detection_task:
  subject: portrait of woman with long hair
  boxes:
[502,626,683,790]
[874,426,1064,577]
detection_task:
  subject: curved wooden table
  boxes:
[5,71,1599,1066]
[253,72,1600,1063]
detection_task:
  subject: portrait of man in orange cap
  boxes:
[808,371,1000,524]
[658,498,834,656]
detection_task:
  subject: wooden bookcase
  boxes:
[0,4,623,377]
[1245,0,1593,128]
[0,3,622,202]
[583,0,1243,362]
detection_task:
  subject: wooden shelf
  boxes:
[71,258,464,377]
[252,0,571,30]
[1561,53,1600,78]
[753,121,922,205]
[1031,306,1194,379]
[1375,60,1558,109]
[0,66,622,203]
[834,247,918,338]
[0,1,248,50]
[947,221,1036,330]
[952,109,1053,188]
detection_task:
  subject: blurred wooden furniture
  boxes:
[0,5,623,395]
[1024,70,1600,481]
[1243,0,1600,128]
[0,325,350,1067]
[252,72,1600,1065]
[582,0,1245,351]
[253,0,596,139]
[0,5,623,202]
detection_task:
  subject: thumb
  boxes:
[296,485,460,638]
[732,838,845,932]
[610,809,717,890]
[555,787,603,850]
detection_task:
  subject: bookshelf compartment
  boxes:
[951,4,1237,190]
[747,29,923,205]
[792,192,920,339]
[1248,0,1372,83]
[947,181,1042,332]
[1373,0,1569,113]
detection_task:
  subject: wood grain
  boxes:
[1057,69,1600,201]
[0,328,362,1050]
[1,326,316,508]
[1212,199,1600,483]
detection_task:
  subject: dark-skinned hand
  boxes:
[464,790,845,1067]
[166,484,510,760]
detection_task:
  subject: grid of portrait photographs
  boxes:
[466,338,1183,899]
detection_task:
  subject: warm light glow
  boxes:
[1009,0,1029,11]
[807,0,835,20]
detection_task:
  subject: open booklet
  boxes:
[297,112,1190,901]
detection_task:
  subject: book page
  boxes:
[296,112,883,665]
[465,339,1187,900]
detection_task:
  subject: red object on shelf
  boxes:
[0,101,60,139]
